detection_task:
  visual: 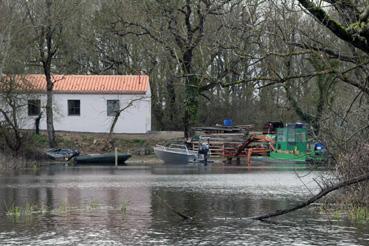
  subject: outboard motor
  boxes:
[314,143,326,156]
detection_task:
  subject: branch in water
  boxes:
[253,172,369,220]
[153,192,191,220]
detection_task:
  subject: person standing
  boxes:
[198,139,210,165]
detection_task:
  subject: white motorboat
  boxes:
[153,144,198,164]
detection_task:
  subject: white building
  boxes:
[18,74,151,133]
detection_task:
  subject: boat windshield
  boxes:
[168,144,189,153]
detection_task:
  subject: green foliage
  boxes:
[57,201,69,214]
[132,139,145,145]
[2,199,135,221]
[5,203,21,218]
[31,134,48,147]
[39,204,49,215]
[88,200,100,210]
[59,138,75,147]
[32,163,40,172]
[347,22,368,34]
[4,202,37,219]
[120,200,129,217]
[81,135,93,142]
[24,203,34,214]
[348,206,369,223]
[332,210,341,220]
[320,204,369,223]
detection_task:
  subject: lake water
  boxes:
[0,165,368,245]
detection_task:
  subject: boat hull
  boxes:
[154,147,197,164]
[46,148,80,161]
[74,153,131,165]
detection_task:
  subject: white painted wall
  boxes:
[18,91,151,133]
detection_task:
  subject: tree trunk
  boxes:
[184,109,191,139]
[108,111,121,148]
[166,77,178,130]
[182,50,198,139]
[45,73,56,147]
[43,0,57,148]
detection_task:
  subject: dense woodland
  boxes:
[0,0,369,203]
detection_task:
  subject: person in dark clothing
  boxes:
[35,112,43,135]
[198,139,210,165]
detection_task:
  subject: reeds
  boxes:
[120,200,129,216]
[318,203,369,223]
[348,206,369,222]
[3,199,130,220]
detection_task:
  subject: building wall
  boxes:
[19,92,151,133]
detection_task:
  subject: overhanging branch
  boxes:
[253,172,369,220]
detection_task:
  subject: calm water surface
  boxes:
[0,165,368,245]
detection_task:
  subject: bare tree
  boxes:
[0,75,29,153]
[105,0,246,137]
[25,0,82,147]
[296,1,369,93]
[108,96,147,145]
[108,96,148,137]
[0,0,24,76]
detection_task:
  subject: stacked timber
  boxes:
[190,125,254,157]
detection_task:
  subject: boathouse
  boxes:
[18,74,151,133]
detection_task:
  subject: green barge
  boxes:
[269,127,326,164]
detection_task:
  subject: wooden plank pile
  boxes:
[189,125,254,157]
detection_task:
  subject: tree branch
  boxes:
[298,0,369,54]
[253,172,369,220]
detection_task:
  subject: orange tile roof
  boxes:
[22,74,149,94]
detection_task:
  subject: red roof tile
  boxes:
[22,74,149,94]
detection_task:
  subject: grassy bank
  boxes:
[33,131,184,162]
[0,131,184,169]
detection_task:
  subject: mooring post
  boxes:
[115,147,118,167]
[247,149,252,166]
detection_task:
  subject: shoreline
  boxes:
[29,155,319,171]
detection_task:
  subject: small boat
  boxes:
[46,148,80,160]
[153,144,198,164]
[73,153,131,165]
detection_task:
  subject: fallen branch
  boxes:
[153,192,191,220]
[253,172,369,220]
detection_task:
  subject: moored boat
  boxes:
[46,148,80,160]
[154,144,198,164]
[73,153,131,165]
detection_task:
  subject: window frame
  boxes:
[28,99,41,116]
[107,99,120,116]
[68,99,81,116]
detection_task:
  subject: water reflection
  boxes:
[0,166,368,245]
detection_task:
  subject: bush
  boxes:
[336,143,369,206]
